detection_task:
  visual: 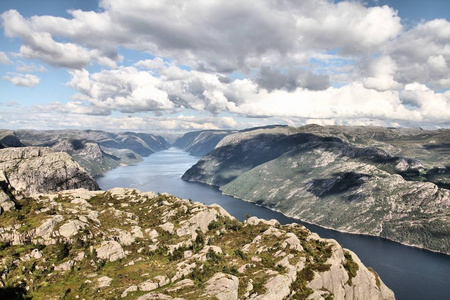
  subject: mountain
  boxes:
[173,130,235,157]
[182,125,450,254]
[0,147,99,194]
[0,183,394,299]
[9,129,170,176]
[0,130,25,148]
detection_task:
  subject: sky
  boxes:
[0,0,449,135]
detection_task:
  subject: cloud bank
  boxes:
[0,0,449,132]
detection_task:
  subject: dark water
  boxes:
[96,148,450,300]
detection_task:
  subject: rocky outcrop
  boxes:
[183,125,450,254]
[0,170,15,213]
[96,241,126,262]
[0,188,394,299]
[205,272,239,299]
[0,147,99,194]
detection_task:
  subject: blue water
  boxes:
[96,148,450,300]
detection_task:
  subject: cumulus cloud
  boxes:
[256,66,330,92]
[2,73,40,87]
[1,0,450,130]
[56,62,450,125]
[362,56,403,91]
[15,61,47,73]
[0,105,242,134]
[66,67,175,114]
[1,10,120,69]
[0,51,12,64]
[390,18,450,88]
[134,57,167,71]
[1,1,402,73]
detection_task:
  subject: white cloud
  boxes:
[2,73,40,87]
[2,1,402,73]
[56,63,450,126]
[15,61,47,72]
[135,58,167,71]
[400,83,450,120]
[363,56,403,91]
[1,10,120,69]
[66,67,175,114]
[1,1,450,130]
[0,51,12,64]
[390,18,450,87]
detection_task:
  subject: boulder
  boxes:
[205,272,239,300]
[96,240,126,262]
[97,276,113,288]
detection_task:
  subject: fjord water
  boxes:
[96,148,450,300]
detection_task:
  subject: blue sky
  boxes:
[1,0,449,134]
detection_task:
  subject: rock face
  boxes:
[182,125,450,254]
[173,130,235,157]
[0,188,394,299]
[0,170,15,213]
[0,147,99,194]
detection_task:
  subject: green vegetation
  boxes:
[0,188,385,299]
[343,251,359,285]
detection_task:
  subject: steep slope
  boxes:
[183,125,450,254]
[173,130,235,157]
[0,171,15,214]
[0,130,25,148]
[0,187,394,299]
[0,147,99,194]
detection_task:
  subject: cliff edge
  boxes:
[0,147,99,194]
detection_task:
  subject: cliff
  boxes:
[182,125,450,254]
[0,187,394,299]
[0,147,99,194]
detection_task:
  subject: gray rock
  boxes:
[205,272,239,300]
[54,260,75,271]
[0,147,99,194]
[96,240,126,262]
[121,285,138,298]
[97,276,113,288]
[58,220,86,238]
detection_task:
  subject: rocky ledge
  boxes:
[0,147,99,194]
[0,187,394,299]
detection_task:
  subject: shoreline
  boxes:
[181,177,450,256]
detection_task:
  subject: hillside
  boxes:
[182,125,450,254]
[173,130,235,157]
[3,129,170,176]
[0,182,394,299]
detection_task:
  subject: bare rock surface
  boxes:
[0,188,395,299]
[0,147,99,194]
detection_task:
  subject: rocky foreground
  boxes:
[0,183,394,299]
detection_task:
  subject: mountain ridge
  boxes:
[182,125,450,254]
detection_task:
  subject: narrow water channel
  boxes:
[96,148,450,300]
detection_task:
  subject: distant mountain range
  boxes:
[173,129,236,157]
[0,129,170,176]
[1,125,449,254]
[182,125,450,254]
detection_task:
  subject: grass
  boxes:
[0,188,372,299]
